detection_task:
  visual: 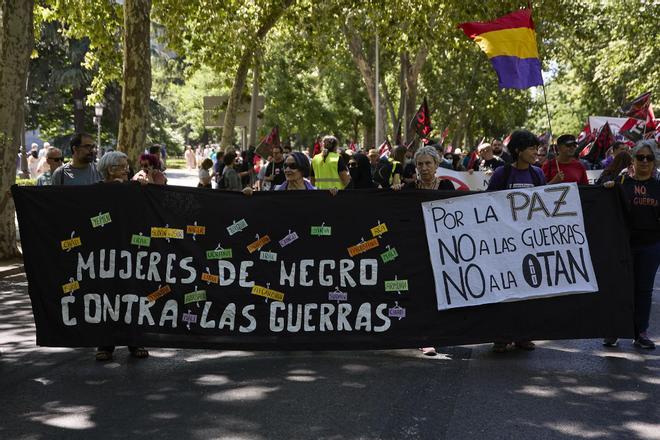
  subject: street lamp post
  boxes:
[94,103,104,156]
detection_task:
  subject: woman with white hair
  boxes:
[96,151,130,183]
[393,145,454,356]
[393,145,454,191]
[95,150,149,361]
[604,139,660,349]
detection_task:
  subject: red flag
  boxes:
[312,138,322,157]
[466,150,479,170]
[576,122,593,148]
[255,126,280,158]
[409,97,432,143]
[378,139,392,157]
[580,122,614,162]
[440,127,450,145]
[620,92,652,120]
[619,117,646,142]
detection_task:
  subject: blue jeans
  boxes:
[632,241,660,336]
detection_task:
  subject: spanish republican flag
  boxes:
[459,9,543,90]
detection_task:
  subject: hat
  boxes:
[557,134,577,146]
[477,143,492,153]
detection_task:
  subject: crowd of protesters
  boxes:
[11,128,660,360]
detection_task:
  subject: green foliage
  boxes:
[15,178,36,186]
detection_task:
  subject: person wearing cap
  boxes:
[542,134,588,185]
[469,143,505,173]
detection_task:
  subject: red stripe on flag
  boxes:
[458,9,535,39]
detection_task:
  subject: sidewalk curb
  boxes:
[0,263,24,279]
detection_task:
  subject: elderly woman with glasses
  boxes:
[97,151,130,183]
[604,140,660,349]
[131,153,167,185]
[94,150,150,360]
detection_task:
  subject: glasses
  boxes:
[635,154,655,162]
[79,143,96,150]
[284,162,298,170]
[48,157,63,162]
[110,164,129,170]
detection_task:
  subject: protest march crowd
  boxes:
[3,5,657,363]
[12,110,660,361]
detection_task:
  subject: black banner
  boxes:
[12,184,634,350]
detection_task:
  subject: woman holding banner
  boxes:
[95,151,150,361]
[487,130,545,352]
[604,140,660,349]
[393,145,454,355]
[275,152,316,190]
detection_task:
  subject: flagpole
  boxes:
[375,31,380,149]
[541,82,560,173]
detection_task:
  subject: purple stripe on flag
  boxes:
[489,56,543,89]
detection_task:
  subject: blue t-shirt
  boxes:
[487,165,546,191]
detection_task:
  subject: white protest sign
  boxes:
[421,183,598,310]
[436,168,604,191]
[436,168,491,191]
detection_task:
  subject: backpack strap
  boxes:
[501,164,513,189]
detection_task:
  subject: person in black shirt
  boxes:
[263,145,286,190]
[604,140,660,349]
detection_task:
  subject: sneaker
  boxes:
[514,340,536,351]
[633,337,656,350]
[602,338,618,347]
[492,342,509,353]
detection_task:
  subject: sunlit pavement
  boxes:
[1,275,658,439]
[165,168,198,188]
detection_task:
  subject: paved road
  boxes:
[165,168,198,188]
[1,272,658,440]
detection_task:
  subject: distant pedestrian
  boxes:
[198,158,213,188]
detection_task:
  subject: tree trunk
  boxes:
[248,52,260,148]
[402,47,428,143]
[341,20,386,146]
[0,0,34,259]
[73,86,86,133]
[220,0,293,149]
[117,0,152,167]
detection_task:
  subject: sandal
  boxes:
[129,347,149,359]
[95,350,113,362]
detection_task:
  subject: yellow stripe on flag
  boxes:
[474,27,539,59]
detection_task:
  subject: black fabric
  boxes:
[11,184,634,350]
[618,176,660,245]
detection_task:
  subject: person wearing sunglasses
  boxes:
[51,133,102,186]
[275,152,316,191]
[36,147,64,186]
[603,140,660,349]
[131,153,167,185]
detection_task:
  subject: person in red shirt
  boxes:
[542,134,589,185]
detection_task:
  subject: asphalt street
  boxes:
[1,271,659,440]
